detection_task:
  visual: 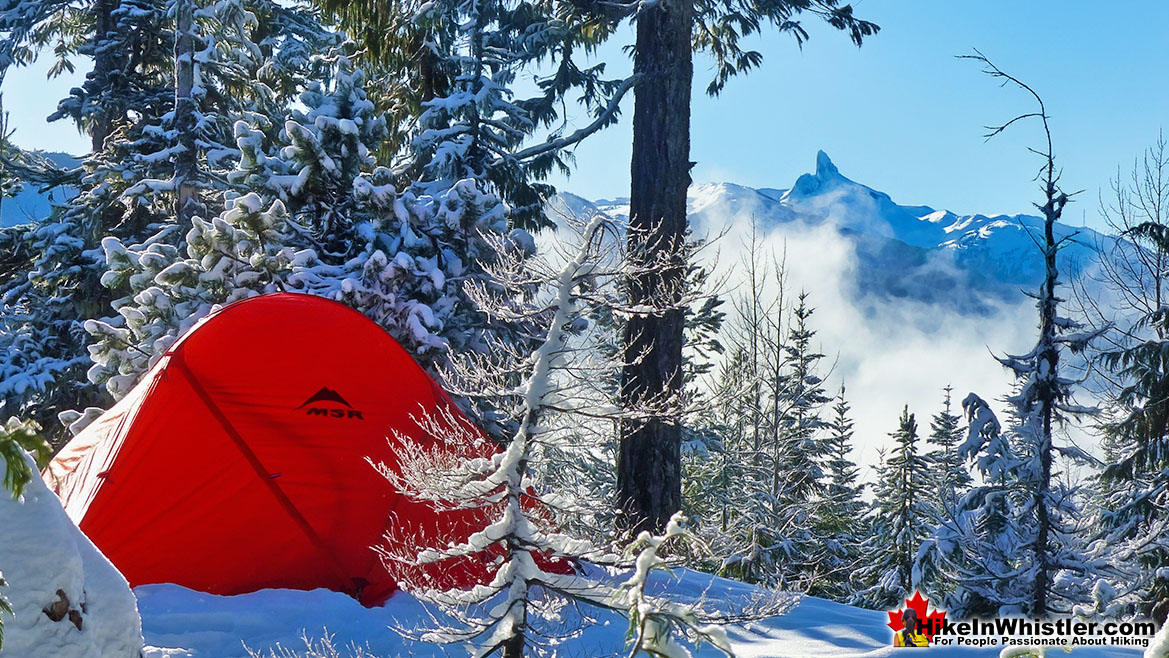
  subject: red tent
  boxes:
[44,292,489,606]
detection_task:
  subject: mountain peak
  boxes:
[787,150,846,198]
[815,150,840,179]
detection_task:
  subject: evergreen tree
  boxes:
[812,384,866,600]
[1089,216,1169,620]
[913,386,972,601]
[1077,137,1169,620]
[614,0,877,534]
[0,0,335,440]
[852,406,930,610]
[86,56,517,411]
[948,51,1102,616]
[916,393,1025,615]
[764,292,832,585]
[926,385,972,523]
[920,385,1101,617]
[318,0,632,229]
[0,35,161,430]
[772,293,830,509]
[683,246,843,591]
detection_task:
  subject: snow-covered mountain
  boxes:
[569,151,1108,317]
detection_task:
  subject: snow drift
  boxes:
[0,450,144,658]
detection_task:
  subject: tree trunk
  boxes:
[1032,175,1060,617]
[616,0,692,534]
[90,0,121,154]
[174,0,198,224]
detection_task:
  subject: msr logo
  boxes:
[296,387,364,420]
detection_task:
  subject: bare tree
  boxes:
[1075,133,1169,372]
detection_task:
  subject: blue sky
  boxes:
[6,1,1169,227]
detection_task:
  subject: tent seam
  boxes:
[171,350,357,597]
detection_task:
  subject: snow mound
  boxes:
[0,451,144,658]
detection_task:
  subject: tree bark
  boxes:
[89,0,121,154]
[1032,173,1061,618]
[616,0,693,534]
[174,0,198,224]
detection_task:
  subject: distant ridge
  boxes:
[565,151,1110,316]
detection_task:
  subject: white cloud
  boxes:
[703,212,1043,482]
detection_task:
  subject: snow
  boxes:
[1145,623,1169,658]
[0,451,144,658]
[583,150,1108,312]
[131,571,1145,658]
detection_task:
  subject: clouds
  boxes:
[551,171,1110,484]
[703,211,1040,481]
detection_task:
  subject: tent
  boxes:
[45,292,489,606]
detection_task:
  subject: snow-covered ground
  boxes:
[137,572,1145,658]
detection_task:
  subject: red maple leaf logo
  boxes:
[887,591,946,642]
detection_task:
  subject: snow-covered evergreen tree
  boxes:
[851,406,930,610]
[919,385,1101,617]
[937,50,1105,617]
[0,0,335,439]
[690,236,780,585]
[913,387,972,601]
[925,385,972,524]
[916,393,1026,616]
[755,292,834,589]
[684,234,842,591]
[320,0,635,229]
[772,293,830,514]
[1074,135,1169,621]
[1090,225,1169,621]
[86,56,519,417]
[811,384,866,600]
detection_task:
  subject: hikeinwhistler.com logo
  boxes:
[887,592,1158,649]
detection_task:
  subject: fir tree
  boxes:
[916,393,1023,615]
[852,406,930,610]
[1076,135,1169,621]
[913,387,972,601]
[772,293,830,509]
[812,384,866,600]
[0,0,335,440]
[686,246,840,591]
[1091,222,1169,621]
[85,55,526,443]
[319,0,633,229]
[764,292,832,585]
[947,51,1103,616]
[926,385,972,523]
